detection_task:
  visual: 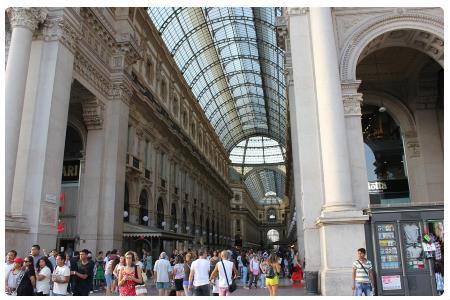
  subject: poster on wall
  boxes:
[376,223,401,269]
[381,275,402,290]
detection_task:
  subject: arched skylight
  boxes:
[230,136,285,165]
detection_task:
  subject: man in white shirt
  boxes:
[153,252,172,296]
[5,250,17,275]
[52,253,71,296]
[210,250,237,296]
[189,249,211,296]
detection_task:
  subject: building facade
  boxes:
[4,6,444,296]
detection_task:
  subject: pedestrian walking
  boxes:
[5,257,25,295]
[266,254,281,296]
[52,253,71,296]
[36,257,53,296]
[111,256,124,295]
[183,252,193,296]
[210,250,238,296]
[249,254,260,289]
[241,252,249,288]
[352,248,374,296]
[118,251,143,296]
[5,250,17,275]
[16,256,36,296]
[172,255,185,296]
[153,252,172,296]
[71,249,94,296]
[189,249,211,296]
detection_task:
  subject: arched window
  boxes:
[362,104,410,205]
[146,59,154,83]
[157,197,164,229]
[124,184,129,223]
[139,190,148,226]
[182,208,187,233]
[267,208,277,223]
[171,203,177,231]
[160,79,167,100]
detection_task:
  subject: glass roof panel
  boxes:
[148,7,286,152]
[229,136,285,166]
[243,169,285,205]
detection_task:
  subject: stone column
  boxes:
[342,81,370,210]
[6,10,80,255]
[285,7,323,273]
[414,103,444,203]
[5,8,46,213]
[309,8,368,295]
[77,97,105,252]
[96,82,132,252]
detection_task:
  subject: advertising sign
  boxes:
[381,275,402,290]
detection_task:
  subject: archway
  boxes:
[139,190,149,226]
[267,229,280,250]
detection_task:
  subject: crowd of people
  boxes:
[5,245,304,296]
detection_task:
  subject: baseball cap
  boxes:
[14,257,24,264]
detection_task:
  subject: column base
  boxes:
[5,214,30,256]
[316,210,369,296]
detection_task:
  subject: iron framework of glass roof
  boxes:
[148,7,287,152]
[244,168,285,206]
[230,136,285,165]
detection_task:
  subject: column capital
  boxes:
[7,8,47,31]
[81,100,104,130]
[341,80,363,116]
[110,78,134,106]
[42,15,82,54]
[286,7,309,16]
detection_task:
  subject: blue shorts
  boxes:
[156,282,170,289]
[105,274,113,288]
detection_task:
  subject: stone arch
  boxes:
[362,91,425,203]
[66,117,87,152]
[340,11,444,82]
[362,91,417,137]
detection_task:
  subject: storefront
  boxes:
[365,204,444,296]
[123,223,193,259]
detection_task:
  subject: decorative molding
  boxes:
[406,141,421,158]
[110,79,134,105]
[73,51,110,98]
[340,11,444,82]
[43,16,82,54]
[81,101,104,130]
[7,8,47,31]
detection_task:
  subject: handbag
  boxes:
[134,265,147,296]
[221,260,237,293]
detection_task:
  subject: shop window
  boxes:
[362,104,410,206]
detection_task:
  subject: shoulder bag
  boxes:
[221,260,237,293]
[357,260,374,296]
[133,265,147,296]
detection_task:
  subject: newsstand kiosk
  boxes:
[365,204,444,296]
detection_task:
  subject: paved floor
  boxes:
[92,277,308,296]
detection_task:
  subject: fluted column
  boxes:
[310,7,354,211]
[5,8,46,212]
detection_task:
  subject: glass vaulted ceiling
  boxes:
[148,7,287,152]
[244,169,285,206]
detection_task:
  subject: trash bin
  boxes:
[305,271,319,295]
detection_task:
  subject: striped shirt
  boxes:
[353,260,372,283]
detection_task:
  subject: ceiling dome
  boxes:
[230,136,285,165]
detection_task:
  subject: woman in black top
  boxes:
[17,256,36,296]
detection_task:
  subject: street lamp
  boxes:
[123,211,129,218]
[142,216,149,222]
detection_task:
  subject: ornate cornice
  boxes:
[112,33,143,71]
[7,8,46,31]
[43,16,82,54]
[73,51,110,98]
